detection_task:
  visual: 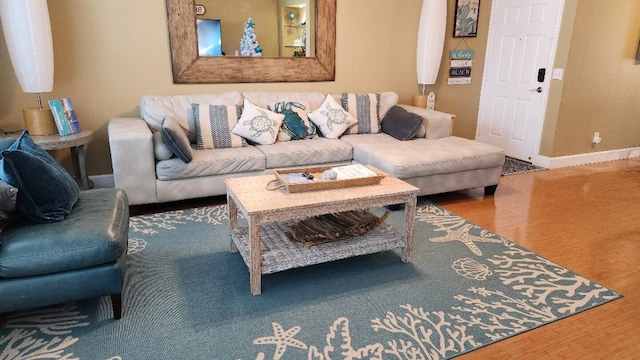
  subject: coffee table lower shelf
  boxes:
[230,221,407,275]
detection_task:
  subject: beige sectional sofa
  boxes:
[108,91,505,205]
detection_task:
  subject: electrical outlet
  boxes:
[552,68,564,80]
[593,132,601,144]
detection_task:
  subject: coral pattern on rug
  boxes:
[1,304,88,360]
[241,203,618,359]
[0,203,620,360]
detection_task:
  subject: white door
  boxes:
[477,0,564,162]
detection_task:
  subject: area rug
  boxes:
[0,203,620,359]
[502,156,547,175]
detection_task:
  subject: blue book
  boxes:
[48,99,73,136]
[61,98,81,134]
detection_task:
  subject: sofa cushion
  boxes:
[0,131,80,223]
[381,106,423,141]
[341,92,381,134]
[141,92,243,142]
[256,138,353,169]
[243,92,326,112]
[308,94,358,139]
[193,104,245,149]
[0,188,128,278]
[232,99,284,145]
[342,134,505,179]
[156,146,266,181]
[161,117,193,162]
[153,131,173,160]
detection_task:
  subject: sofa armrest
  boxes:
[108,118,157,205]
[398,104,454,139]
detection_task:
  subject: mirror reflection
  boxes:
[195,0,315,58]
[166,0,335,83]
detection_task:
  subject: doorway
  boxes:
[476,0,564,163]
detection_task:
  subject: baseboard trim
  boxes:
[536,147,640,169]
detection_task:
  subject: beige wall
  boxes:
[420,0,492,140]
[0,0,422,175]
[1,0,639,177]
[550,0,640,156]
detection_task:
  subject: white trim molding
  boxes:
[536,147,640,169]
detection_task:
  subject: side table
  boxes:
[31,130,94,190]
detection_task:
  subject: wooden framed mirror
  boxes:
[166,0,336,83]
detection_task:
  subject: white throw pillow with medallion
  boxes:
[232,99,284,145]
[307,94,358,139]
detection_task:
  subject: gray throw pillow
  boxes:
[0,180,18,232]
[161,117,193,163]
[381,106,423,141]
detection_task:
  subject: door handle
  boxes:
[530,87,543,93]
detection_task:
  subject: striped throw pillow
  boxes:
[192,104,244,149]
[341,92,381,134]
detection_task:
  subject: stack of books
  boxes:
[48,98,82,136]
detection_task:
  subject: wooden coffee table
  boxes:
[225,170,419,295]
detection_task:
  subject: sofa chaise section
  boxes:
[342,133,504,196]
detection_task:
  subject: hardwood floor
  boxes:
[428,158,640,359]
[130,158,640,359]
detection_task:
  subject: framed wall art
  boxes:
[453,0,480,37]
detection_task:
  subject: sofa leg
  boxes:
[484,185,498,196]
[111,294,122,320]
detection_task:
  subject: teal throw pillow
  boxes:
[161,117,193,162]
[0,131,80,223]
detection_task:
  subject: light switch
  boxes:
[552,68,564,80]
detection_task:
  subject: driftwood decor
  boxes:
[165,0,336,83]
[286,210,391,247]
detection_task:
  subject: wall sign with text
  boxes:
[449,50,475,60]
[450,67,472,77]
[448,50,474,85]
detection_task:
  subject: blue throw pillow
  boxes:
[0,131,80,223]
[0,137,15,152]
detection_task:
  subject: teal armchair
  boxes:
[0,188,129,321]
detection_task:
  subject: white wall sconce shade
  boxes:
[0,0,54,94]
[416,0,447,86]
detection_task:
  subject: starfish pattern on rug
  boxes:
[430,223,503,256]
[253,322,307,360]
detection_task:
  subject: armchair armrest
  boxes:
[398,104,454,139]
[108,118,157,205]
